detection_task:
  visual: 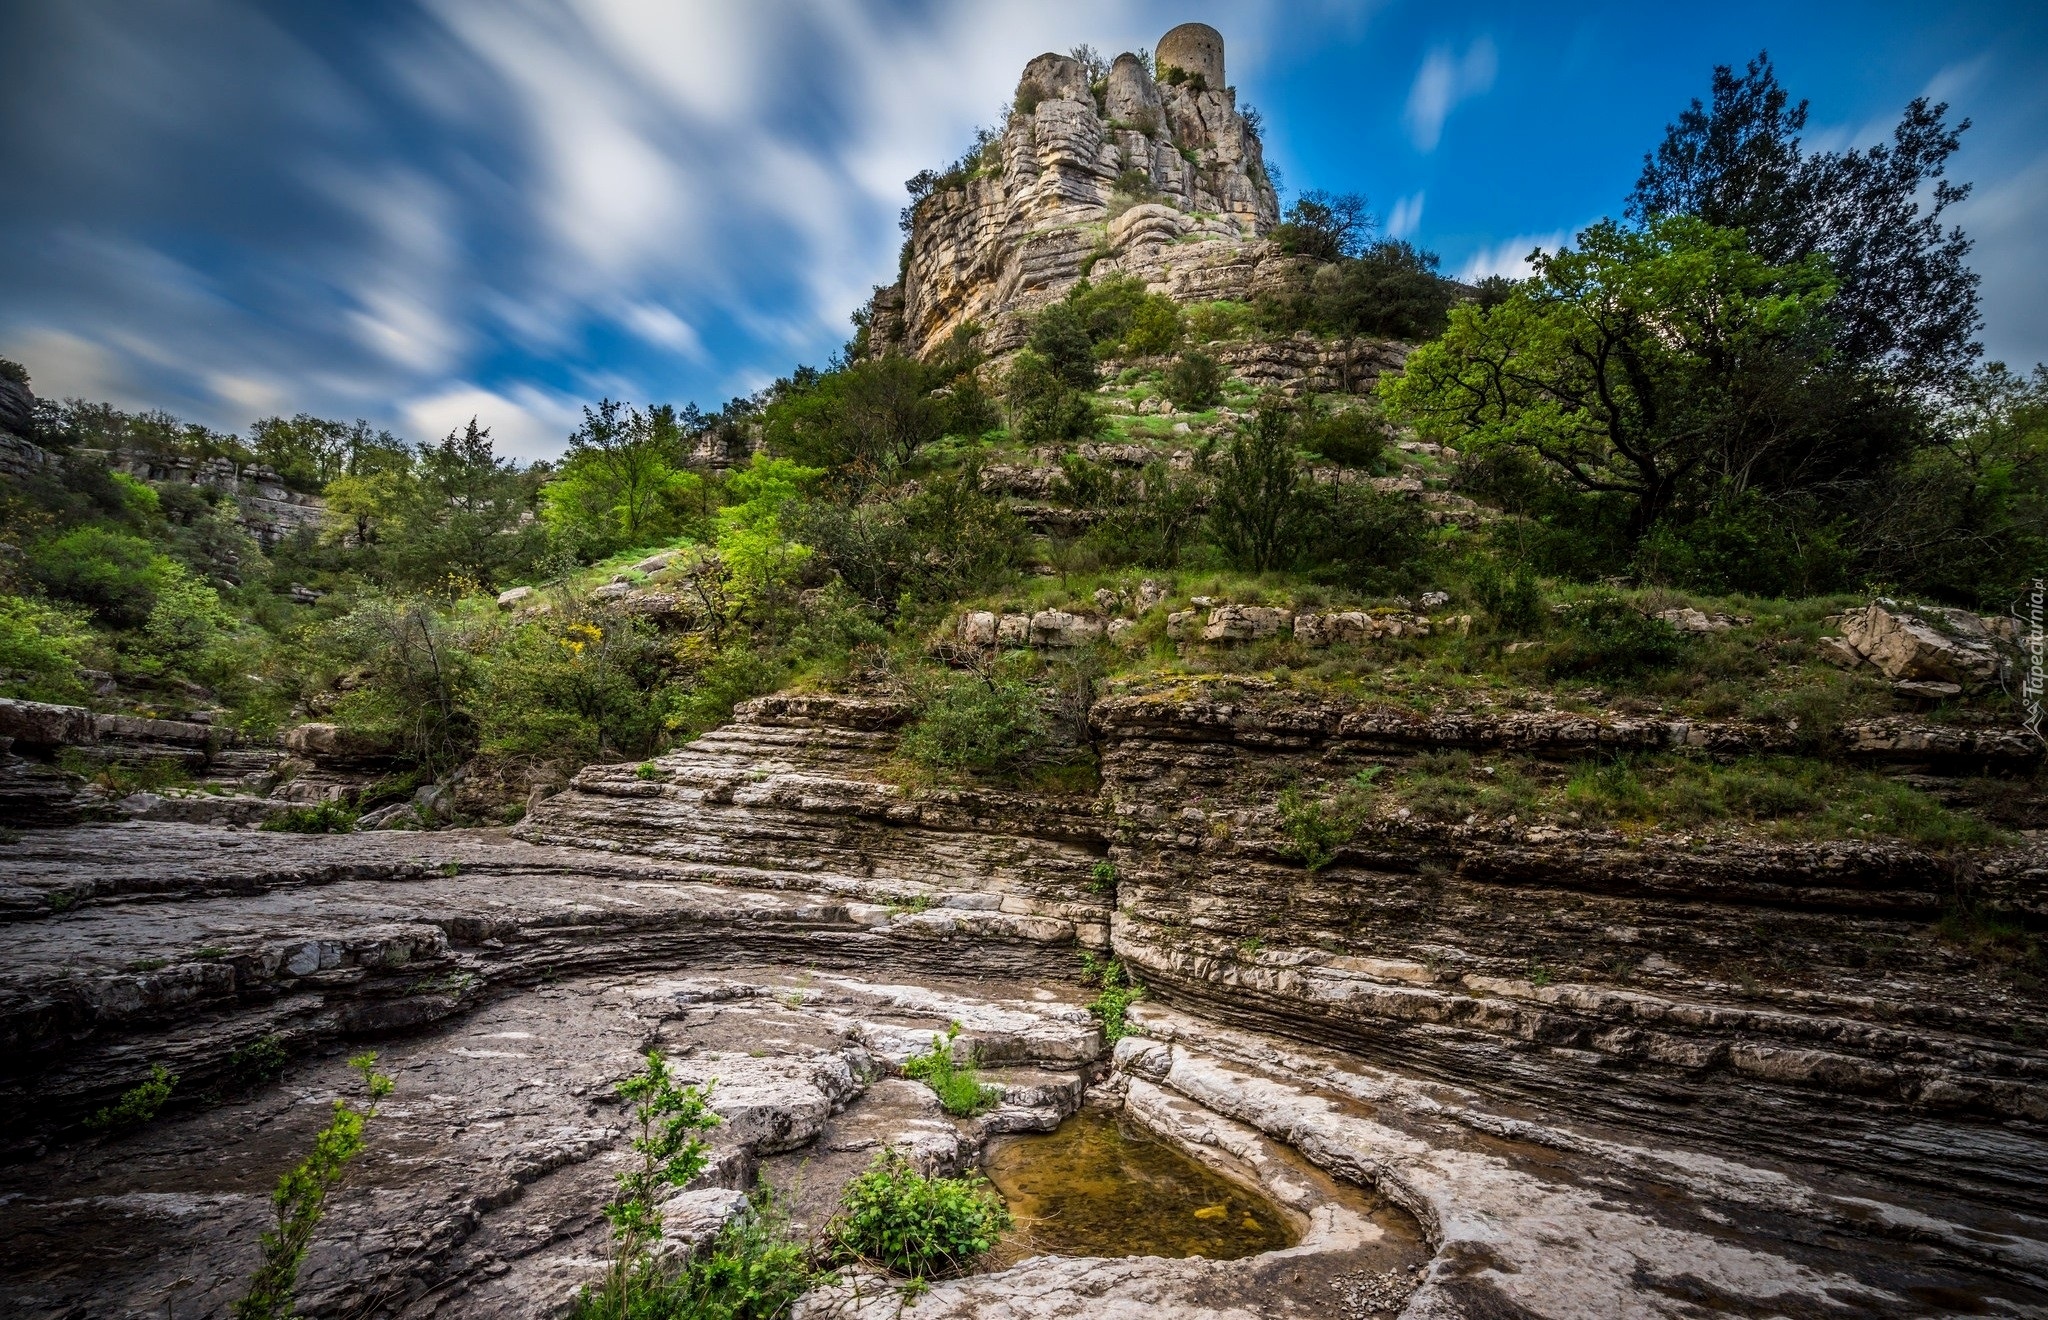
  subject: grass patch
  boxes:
[900,1025,1001,1117]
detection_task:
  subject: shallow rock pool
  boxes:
[983,1109,1299,1262]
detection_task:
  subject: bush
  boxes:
[1027,304,1098,389]
[1545,597,1686,680]
[587,1190,815,1320]
[898,669,1047,775]
[900,1026,1000,1117]
[234,1053,393,1320]
[1301,482,1429,589]
[27,526,171,628]
[1005,351,1100,446]
[1297,408,1386,470]
[261,803,358,834]
[1208,402,1311,571]
[85,1063,177,1132]
[1080,955,1145,1042]
[0,593,97,702]
[1163,351,1223,410]
[832,1150,1011,1279]
[1471,557,1544,635]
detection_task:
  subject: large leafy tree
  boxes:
[1381,216,1841,540]
[1627,52,1980,391]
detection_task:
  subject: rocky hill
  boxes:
[866,24,1296,362]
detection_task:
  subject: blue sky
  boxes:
[3,1,2043,463]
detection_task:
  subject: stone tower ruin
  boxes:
[1154,21,1225,88]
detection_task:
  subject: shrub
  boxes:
[584,1052,721,1314]
[1297,408,1386,470]
[1545,597,1686,680]
[233,1053,394,1320]
[1083,956,1145,1042]
[27,526,172,628]
[1026,304,1098,389]
[832,1150,1011,1279]
[1208,401,1311,571]
[900,1026,1001,1117]
[0,593,96,702]
[1276,773,1377,870]
[261,803,358,834]
[899,669,1047,775]
[1005,351,1100,447]
[1163,351,1223,410]
[227,1035,291,1088]
[85,1063,177,1132]
[588,1189,815,1320]
[1472,557,1544,635]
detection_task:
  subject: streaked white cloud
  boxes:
[1456,230,1565,283]
[1405,37,1496,153]
[1385,191,1424,240]
[402,382,588,464]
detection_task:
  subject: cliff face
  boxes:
[867,27,1296,361]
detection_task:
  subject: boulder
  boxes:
[496,586,535,609]
[413,782,456,821]
[631,551,680,575]
[958,611,999,647]
[1657,607,1743,634]
[1165,609,1198,640]
[357,802,422,831]
[997,613,1031,646]
[282,723,400,761]
[1029,610,1104,648]
[591,581,634,601]
[1135,579,1167,613]
[1201,605,1291,642]
[654,1187,750,1262]
[1839,601,2004,684]
[0,698,97,749]
[1420,591,1451,610]
[1294,612,1373,647]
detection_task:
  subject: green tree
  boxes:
[1272,190,1372,262]
[586,1053,720,1315]
[1380,215,1837,541]
[1208,400,1310,571]
[541,400,698,557]
[248,414,351,492]
[1628,52,1980,390]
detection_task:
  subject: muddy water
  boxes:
[983,1109,1299,1262]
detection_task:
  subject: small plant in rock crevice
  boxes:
[261,802,358,834]
[227,1034,290,1090]
[831,1149,1011,1280]
[579,1052,723,1317]
[1080,954,1146,1042]
[85,1062,177,1132]
[232,1052,394,1320]
[900,1024,1001,1117]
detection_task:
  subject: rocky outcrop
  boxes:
[868,27,1283,362]
[1828,598,2019,692]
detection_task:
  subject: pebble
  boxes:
[1331,1267,1420,1318]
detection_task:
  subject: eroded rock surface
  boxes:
[3,682,2044,1317]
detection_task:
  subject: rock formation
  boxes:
[866,26,1293,362]
[4,687,2043,1316]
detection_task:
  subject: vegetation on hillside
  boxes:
[0,52,2039,849]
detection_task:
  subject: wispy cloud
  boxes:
[1404,37,1496,153]
[1385,191,1424,240]
[1456,231,1565,283]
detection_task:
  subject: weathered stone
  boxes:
[1028,610,1104,647]
[1201,605,1291,642]
[496,585,535,609]
[957,610,998,647]
[1840,600,2006,684]
[282,722,399,761]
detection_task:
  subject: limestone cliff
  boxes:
[866,24,1299,361]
